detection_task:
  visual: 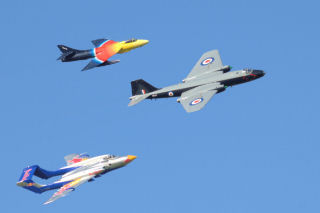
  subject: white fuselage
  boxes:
[55,155,131,183]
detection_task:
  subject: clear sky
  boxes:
[1,0,320,212]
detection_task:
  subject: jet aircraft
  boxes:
[17,153,137,204]
[57,38,149,71]
[129,50,265,113]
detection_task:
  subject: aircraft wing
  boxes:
[179,83,223,113]
[43,175,93,205]
[184,50,224,82]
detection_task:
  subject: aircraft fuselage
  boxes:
[146,69,265,99]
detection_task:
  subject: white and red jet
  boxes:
[17,153,136,205]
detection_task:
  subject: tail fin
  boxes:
[17,166,45,194]
[131,79,158,96]
[57,45,77,61]
[17,165,77,194]
[57,45,77,53]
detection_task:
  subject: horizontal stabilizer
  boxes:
[128,94,150,106]
[57,51,74,61]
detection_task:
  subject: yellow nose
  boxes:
[125,155,137,163]
[140,40,149,46]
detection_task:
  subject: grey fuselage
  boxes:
[147,69,265,99]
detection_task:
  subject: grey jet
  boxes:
[128,50,265,112]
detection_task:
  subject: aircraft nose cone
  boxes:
[125,155,137,163]
[253,70,265,77]
[141,40,149,46]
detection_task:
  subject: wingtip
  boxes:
[43,201,50,205]
[81,66,90,71]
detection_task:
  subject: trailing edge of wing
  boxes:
[57,51,74,61]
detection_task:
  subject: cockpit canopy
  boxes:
[125,38,137,43]
[243,68,253,74]
[243,68,265,77]
[243,68,263,73]
[103,154,116,160]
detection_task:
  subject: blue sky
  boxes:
[1,0,320,212]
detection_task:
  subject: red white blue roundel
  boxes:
[201,57,214,66]
[168,91,174,96]
[189,98,203,106]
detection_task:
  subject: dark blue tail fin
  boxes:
[57,45,77,53]
[17,166,46,193]
[57,45,77,61]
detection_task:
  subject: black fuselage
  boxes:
[147,69,265,99]
[61,49,93,62]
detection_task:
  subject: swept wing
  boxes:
[179,83,224,113]
[43,175,93,205]
[183,50,224,82]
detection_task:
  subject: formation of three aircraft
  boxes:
[17,38,265,204]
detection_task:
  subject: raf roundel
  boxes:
[189,98,203,106]
[201,57,214,66]
[168,91,174,97]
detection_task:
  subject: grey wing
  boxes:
[184,50,224,82]
[43,175,93,205]
[179,83,223,113]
